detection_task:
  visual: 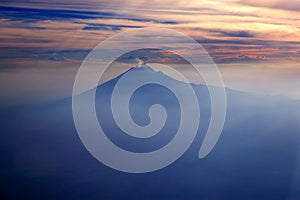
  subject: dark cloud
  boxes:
[115,48,188,64]
[0,6,113,22]
[0,6,180,25]
[82,26,121,31]
[0,47,90,62]
[77,22,144,31]
[197,38,300,46]
[0,38,53,44]
[159,21,180,25]
[12,26,47,30]
[216,30,255,38]
[191,27,256,38]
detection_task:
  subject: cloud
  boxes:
[216,30,255,38]
[240,0,300,12]
[193,28,256,38]
[0,6,113,22]
[0,6,180,25]
[0,1,299,65]
[77,22,143,31]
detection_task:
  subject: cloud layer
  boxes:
[0,0,299,63]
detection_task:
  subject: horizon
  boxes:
[0,0,300,107]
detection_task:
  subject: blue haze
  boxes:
[0,66,300,199]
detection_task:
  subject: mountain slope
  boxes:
[0,65,300,199]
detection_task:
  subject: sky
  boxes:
[0,0,299,107]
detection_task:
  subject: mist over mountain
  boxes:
[0,65,300,199]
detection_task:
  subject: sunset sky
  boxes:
[0,0,299,106]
